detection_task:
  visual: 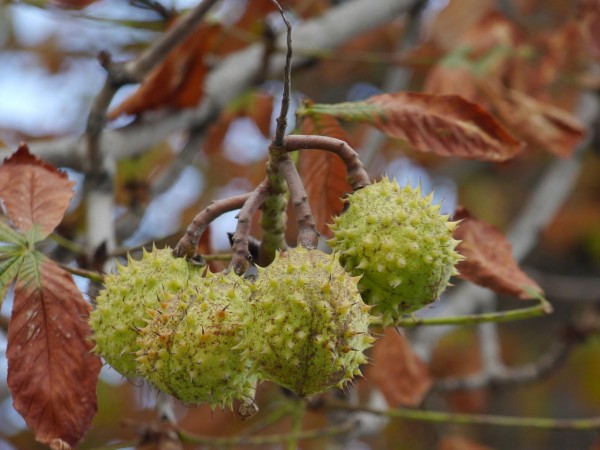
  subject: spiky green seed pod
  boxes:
[328,177,462,324]
[136,271,257,410]
[89,247,202,377]
[240,247,374,398]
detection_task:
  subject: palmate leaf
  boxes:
[7,251,101,447]
[299,92,524,162]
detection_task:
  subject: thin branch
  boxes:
[377,294,553,328]
[271,0,293,147]
[173,192,252,259]
[230,180,270,275]
[283,135,370,190]
[123,0,220,81]
[178,418,356,446]
[277,154,318,249]
[25,0,420,168]
[58,263,105,284]
[323,400,600,431]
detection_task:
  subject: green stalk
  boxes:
[372,295,553,328]
[325,400,600,430]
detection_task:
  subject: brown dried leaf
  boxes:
[49,0,98,9]
[482,81,586,158]
[437,435,494,450]
[365,328,431,407]
[108,22,221,119]
[309,92,524,161]
[424,12,520,105]
[577,0,600,61]
[0,144,74,239]
[298,115,352,237]
[453,207,543,299]
[7,253,101,447]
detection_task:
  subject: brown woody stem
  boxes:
[230,180,270,275]
[271,0,292,147]
[283,135,370,190]
[276,153,318,249]
[174,193,251,259]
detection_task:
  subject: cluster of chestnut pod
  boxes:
[89,177,461,413]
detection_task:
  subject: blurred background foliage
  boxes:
[1,0,600,448]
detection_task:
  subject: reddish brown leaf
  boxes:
[453,207,542,299]
[108,22,221,119]
[308,92,524,162]
[482,81,586,158]
[365,328,431,407]
[7,253,101,447]
[424,12,520,106]
[577,0,600,61]
[297,115,352,237]
[0,144,74,238]
[437,435,493,450]
[49,0,98,9]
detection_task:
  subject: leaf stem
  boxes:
[173,192,251,260]
[49,233,87,255]
[58,263,104,284]
[376,295,553,328]
[324,400,600,430]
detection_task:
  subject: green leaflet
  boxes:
[0,220,26,246]
[0,254,24,308]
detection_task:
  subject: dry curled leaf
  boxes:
[453,207,542,299]
[0,143,74,239]
[298,114,352,237]
[109,22,221,119]
[425,12,520,106]
[7,254,101,447]
[577,0,600,61]
[365,328,431,407]
[482,81,586,158]
[306,92,524,162]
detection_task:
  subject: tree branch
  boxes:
[271,0,292,148]
[283,135,370,190]
[24,0,420,168]
[173,192,252,260]
[230,180,270,275]
[277,154,318,249]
